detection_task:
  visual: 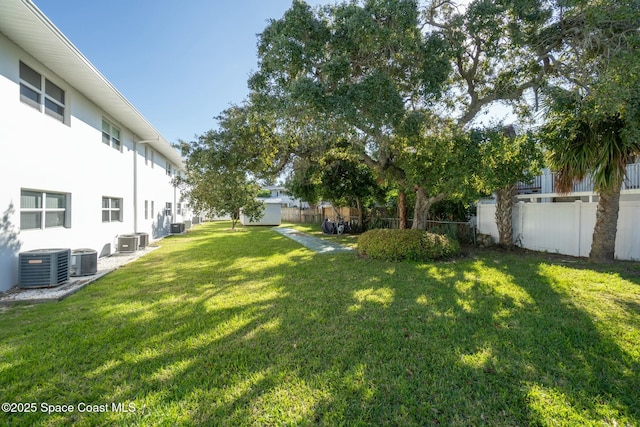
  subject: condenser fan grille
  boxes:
[19,248,70,288]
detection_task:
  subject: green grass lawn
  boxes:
[1,221,639,426]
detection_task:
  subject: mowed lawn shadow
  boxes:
[0,222,638,426]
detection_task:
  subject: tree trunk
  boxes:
[411,186,446,230]
[355,197,364,232]
[589,185,621,263]
[231,209,240,230]
[412,187,428,230]
[495,184,516,247]
[398,191,407,229]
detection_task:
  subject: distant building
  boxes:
[260,186,309,208]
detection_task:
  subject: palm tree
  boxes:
[542,92,639,262]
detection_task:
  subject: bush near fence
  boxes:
[366,217,475,243]
[358,229,461,261]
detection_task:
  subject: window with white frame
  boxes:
[102,197,122,222]
[19,61,66,123]
[102,119,121,151]
[20,189,70,230]
[166,161,172,176]
[151,201,155,219]
[144,200,149,220]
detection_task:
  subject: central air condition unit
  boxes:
[170,223,185,234]
[70,249,98,277]
[135,232,149,249]
[118,234,139,253]
[184,220,192,230]
[19,248,70,288]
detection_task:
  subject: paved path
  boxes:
[272,228,355,254]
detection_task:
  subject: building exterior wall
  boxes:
[0,32,185,292]
[135,142,186,238]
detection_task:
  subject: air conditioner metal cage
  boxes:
[70,248,98,277]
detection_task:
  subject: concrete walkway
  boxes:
[272,228,355,254]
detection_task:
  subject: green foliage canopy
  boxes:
[174,107,267,230]
[250,0,452,184]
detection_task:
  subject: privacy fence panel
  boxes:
[616,201,640,261]
[478,201,640,261]
[281,208,326,224]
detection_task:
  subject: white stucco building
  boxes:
[0,0,189,292]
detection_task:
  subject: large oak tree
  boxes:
[249,0,453,229]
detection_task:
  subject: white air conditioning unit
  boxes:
[19,248,70,288]
[135,232,149,249]
[118,235,139,253]
[70,249,98,277]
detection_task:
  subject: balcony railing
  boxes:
[515,175,543,194]
[516,163,640,195]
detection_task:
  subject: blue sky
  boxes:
[34,0,326,143]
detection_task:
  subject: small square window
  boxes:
[102,119,122,151]
[102,196,123,223]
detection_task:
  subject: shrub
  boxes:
[357,229,461,262]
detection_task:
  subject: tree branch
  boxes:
[458,79,540,127]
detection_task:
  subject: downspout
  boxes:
[174,183,177,219]
[133,140,138,233]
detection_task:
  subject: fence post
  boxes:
[574,200,582,257]
[517,201,525,247]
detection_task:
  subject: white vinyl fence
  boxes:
[477,201,640,261]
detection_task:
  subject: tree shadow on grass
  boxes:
[447,252,640,425]
[0,223,638,426]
